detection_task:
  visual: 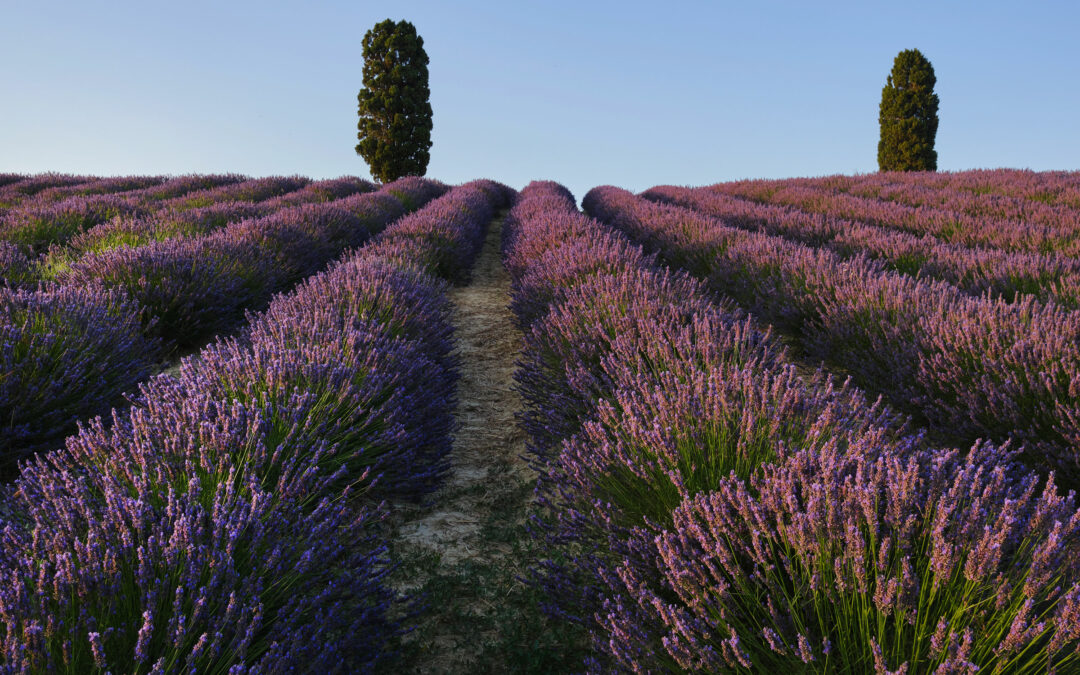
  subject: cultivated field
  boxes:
[2,169,1080,672]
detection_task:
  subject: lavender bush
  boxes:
[0,284,160,468]
[261,176,375,208]
[367,178,513,282]
[0,242,37,287]
[0,174,93,209]
[1,381,396,672]
[605,442,1080,673]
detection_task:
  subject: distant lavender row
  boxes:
[29,177,377,284]
[782,168,1080,211]
[835,172,1080,224]
[0,177,447,470]
[709,175,1080,256]
[585,186,1080,482]
[0,173,99,209]
[367,178,514,282]
[0,173,235,218]
[509,181,1080,671]
[0,179,511,671]
[645,184,1080,309]
[157,175,310,211]
[56,178,436,348]
[0,175,313,256]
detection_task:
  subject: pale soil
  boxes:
[388,212,539,672]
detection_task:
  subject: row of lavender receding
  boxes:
[0,175,294,256]
[508,180,1080,671]
[0,177,445,473]
[707,171,1080,256]
[0,174,385,273]
[584,186,1080,485]
[0,179,513,672]
[644,184,1080,309]
[39,177,378,285]
[738,168,1080,220]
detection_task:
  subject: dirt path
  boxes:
[395,213,531,564]
[387,213,562,673]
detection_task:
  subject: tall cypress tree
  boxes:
[878,49,939,172]
[356,19,433,182]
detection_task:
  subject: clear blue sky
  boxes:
[2,0,1077,201]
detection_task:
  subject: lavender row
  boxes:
[0,174,236,235]
[156,174,310,212]
[55,178,440,348]
[790,168,1080,212]
[585,186,1080,483]
[30,177,376,284]
[0,177,447,471]
[709,176,1080,256]
[0,173,99,209]
[721,169,1080,232]
[506,181,889,661]
[0,179,510,672]
[645,183,1080,309]
[836,171,1080,223]
[0,175,312,256]
[509,181,1080,671]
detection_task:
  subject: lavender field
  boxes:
[2,169,1080,672]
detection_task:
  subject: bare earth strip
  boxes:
[396,212,532,564]
[387,213,579,673]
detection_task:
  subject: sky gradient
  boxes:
[2,0,1077,201]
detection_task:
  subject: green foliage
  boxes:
[878,48,939,172]
[356,19,433,183]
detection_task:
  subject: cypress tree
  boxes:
[356,19,433,182]
[878,49,939,172]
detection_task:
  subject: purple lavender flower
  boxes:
[0,284,160,467]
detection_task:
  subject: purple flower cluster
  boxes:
[584,186,1080,482]
[0,243,36,288]
[50,174,170,198]
[645,183,1080,309]
[625,442,1080,672]
[509,181,1080,671]
[0,178,512,672]
[0,284,160,470]
[816,169,1080,220]
[56,232,282,348]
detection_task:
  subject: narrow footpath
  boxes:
[387,213,575,673]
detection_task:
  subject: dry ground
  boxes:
[384,213,586,673]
